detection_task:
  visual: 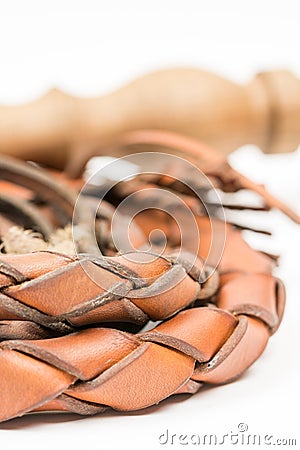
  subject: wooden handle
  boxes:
[0,68,299,175]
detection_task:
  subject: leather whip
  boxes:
[0,130,294,423]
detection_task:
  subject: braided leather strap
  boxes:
[0,250,219,336]
[0,130,293,423]
[0,214,275,338]
[0,263,284,422]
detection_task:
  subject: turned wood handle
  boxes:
[0,68,299,175]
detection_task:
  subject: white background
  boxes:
[0,1,299,449]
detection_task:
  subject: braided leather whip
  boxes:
[0,131,294,423]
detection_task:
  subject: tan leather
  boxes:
[0,251,216,329]
[0,130,292,423]
[0,266,284,421]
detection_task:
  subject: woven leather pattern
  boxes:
[0,131,292,423]
[0,250,219,334]
[0,255,284,421]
